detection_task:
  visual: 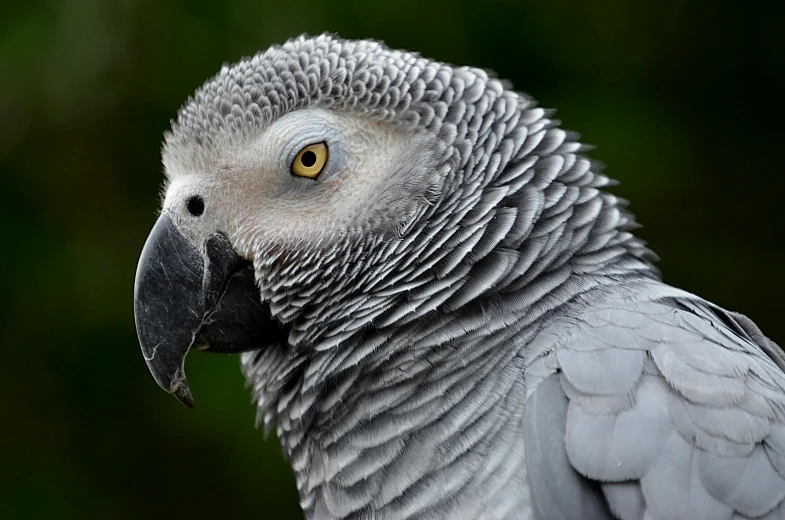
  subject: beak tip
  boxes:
[172,381,195,409]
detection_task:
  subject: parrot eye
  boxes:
[186,195,205,217]
[291,142,328,179]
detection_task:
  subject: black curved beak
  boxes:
[133,214,285,408]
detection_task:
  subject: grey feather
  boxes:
[565,375,672,481]
[557,346,645,395]
[640,430,733,520]
[524,374,613,519]
[699,445,785,517]
[602,482,646,520]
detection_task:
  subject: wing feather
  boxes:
[524,287,785,519]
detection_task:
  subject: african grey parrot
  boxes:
[133,34,785,519]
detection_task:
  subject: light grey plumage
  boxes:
[137,34,785,519]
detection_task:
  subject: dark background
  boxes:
[1,1,784,518]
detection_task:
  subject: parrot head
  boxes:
[134,36,451,408]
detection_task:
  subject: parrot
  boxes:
[133,34,785,519]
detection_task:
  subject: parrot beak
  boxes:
[133,214,286,408]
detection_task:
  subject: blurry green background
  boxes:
[1,1,784,518]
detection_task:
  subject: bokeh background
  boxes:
[2,1,784,518]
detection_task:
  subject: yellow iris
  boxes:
[291,142,328,179]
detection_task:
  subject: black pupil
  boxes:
[301,150,317,168]
[187,195,205,217]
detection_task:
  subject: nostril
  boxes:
[186,195,205,217]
